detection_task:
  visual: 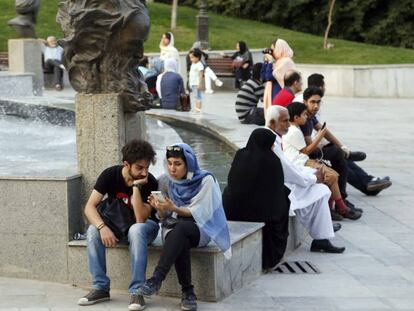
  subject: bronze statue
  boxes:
[57,0,152,111]
[8,0,41,38]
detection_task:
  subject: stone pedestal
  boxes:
[75,93,146,203]
[8,39,43,96]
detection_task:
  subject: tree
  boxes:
[324,0,336,49]
[171,0,178,30]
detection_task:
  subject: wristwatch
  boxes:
[133,183,142,190]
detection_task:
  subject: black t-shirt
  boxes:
[300,115,318,137]
[94,165,159,222]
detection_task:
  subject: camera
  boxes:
[262,48,273,55]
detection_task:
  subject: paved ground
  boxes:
[1,88,414,310]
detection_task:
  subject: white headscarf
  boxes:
[159,32,181,72]
[156,58,178,98]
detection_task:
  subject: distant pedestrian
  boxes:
[159,32,181,73]
[235,62,265,125]
[188,49,205,113]
[40,36,65,91]
[156,58,186,109]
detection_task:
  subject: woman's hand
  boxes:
[148,195,176,213]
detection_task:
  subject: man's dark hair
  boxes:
[287,102,307,122]
[303,86,324,100]
[122,139,156,165]
[190,48,202,60]
[252,62,263,81]
[284,71,301,87]
[307,73,325,88]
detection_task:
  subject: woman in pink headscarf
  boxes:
[263,39,296,112]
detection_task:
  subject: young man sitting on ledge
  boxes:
[78,139,159,311]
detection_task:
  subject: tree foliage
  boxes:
[156,0,413,48]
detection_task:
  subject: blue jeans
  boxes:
[87,220,159,293]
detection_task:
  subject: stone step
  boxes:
[68,221,264,302]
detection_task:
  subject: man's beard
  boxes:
[129,168,145,181]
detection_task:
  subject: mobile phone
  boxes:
[321,122,326,129]
[151,191,166,203]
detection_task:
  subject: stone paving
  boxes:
[1,88,414,310]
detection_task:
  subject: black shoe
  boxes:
[345,199,363,213]
[347,151,366,162]
[78,289,110,305]
[310,239,346,253]
[330,209,343,221]
[129,294,146,311]
[366,177,392,192]
[333,223,342,232]
[181,292,197,311]
[137,277,161,297]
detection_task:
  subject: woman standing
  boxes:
[263,38,296,111]
[138,144,231,311]
[159,32,181,73]
[222,128,290,271]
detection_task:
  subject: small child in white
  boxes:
[188,49,205,113]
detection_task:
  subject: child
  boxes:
[188,49,205,113]
[282,102,361,220]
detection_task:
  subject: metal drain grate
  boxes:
[272,261,320,274]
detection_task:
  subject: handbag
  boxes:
[97,196,135,241]
[176,93,191,111]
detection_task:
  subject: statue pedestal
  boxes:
[75,93,146,203]
[8,39,43,96]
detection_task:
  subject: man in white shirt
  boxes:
[265,105,345,253]
[40,36,65,90]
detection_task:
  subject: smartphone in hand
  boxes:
[151,191,166,203]
[321,122,327,129]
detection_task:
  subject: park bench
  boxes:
[206,57,235,78]
[0,52,9,70]
[68,221,264,302]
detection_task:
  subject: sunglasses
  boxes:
[166,146,183,152]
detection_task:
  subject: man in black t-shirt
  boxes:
[78,139,159,311]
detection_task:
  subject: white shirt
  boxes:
[42,45,63,62]
[282,125,309,166]
[189,61,204,86]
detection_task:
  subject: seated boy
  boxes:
[282,102,361,220]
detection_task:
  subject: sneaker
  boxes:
[129,294,146,311]
[137,277,161,297]
[59,64,66,70]
[78,289,110,305]
[215,79,223,87]
[205,89,214,94]
[55,84,63,91]
[181,292,197,311]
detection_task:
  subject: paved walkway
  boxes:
[1,88,414,310]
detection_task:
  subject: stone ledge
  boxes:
[68,221,264,302]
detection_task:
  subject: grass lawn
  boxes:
[1,1,413,64]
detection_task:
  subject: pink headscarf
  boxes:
[273,39,294,59]
[272,39,296,88]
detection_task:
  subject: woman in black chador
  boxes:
[223,128,290,270]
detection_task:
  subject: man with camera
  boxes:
[78,139,159,311]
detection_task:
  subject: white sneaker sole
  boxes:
[78,296,110,306]
[129,303,146,310]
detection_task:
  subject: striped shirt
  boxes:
[235,79,264,121]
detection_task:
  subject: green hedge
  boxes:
[158,0,413,49]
